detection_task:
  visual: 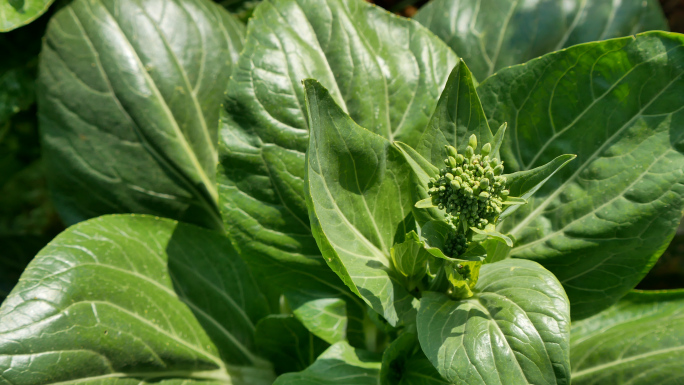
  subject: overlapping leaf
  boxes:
[381,332,446,385]
[415,0,668,80]
[0,215,274,385]
[417,259,571,385]
[0,0,54,32]
[478,32,684,319]
[571,290,684,385]
[305,79,417,326]
[216,0,458,305]
[273,342,381,385]
[38,0,244,230]
[254,314,329,375]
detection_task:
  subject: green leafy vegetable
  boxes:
[0,215,274,384]
[571,290,684,385]
[304,79,417,326]
[38,0,244,230]
[216,0,458,305]
[479,32,684,319]
[415,0,668,80]
[417,259,570,385]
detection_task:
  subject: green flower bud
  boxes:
[468,134,477,149]
[481,143,491,156]
[446,145,458,158]
[479,178,489,189]
[494,164,504,175]
[465,146,474,158]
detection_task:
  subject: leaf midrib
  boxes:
[85,1,219,203]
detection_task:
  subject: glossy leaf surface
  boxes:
[571,290,684,385]
[38,0,244,230]
[417,259,570,385]
[305,79,416,326]
[416,60,493,167]
[273,342,381,385]
[0,0,54,32]
[0,215,273,384]
[415,0,668,80]
[478,32,684,319]
[216,0,457,302]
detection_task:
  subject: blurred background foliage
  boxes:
[0,0,682,301]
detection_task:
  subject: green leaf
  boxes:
[482,238,511,264]
[216,0,457,303]
[394,142,443,226]
[273,341,381,385]
[390,231,431,291]
[417,259,571,385]
[478,32,684,319]
[499,154,576,220]
[415,60,493,169]
[0,0,54,32]
[471,226,513,247]
[255,314,329,375]
[285,291,365,347]
[381,332,446,385]
[0,215,274,384]
[571,290,684,385]
[38,0,245,230]
[304,79,417,326]
[415,0,668,80]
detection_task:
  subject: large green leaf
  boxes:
[417,259,570,385]
[305,79,417,326]
[478,32,684,319]
[216,0,458,303]
[254,314,329,375]
[415,0,668,80]
[273,342,381,385]
[38,0,245,230]
[570,290,684,385]
[0,0,54,32]
[0,215,274,385]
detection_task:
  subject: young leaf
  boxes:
[255,315,329,375]
[285,292,365,347]
[470,226,513,247]
[571,290,684,385]
[0,215,274,385]
[416,60,494,168]
[490,122,507,160]
[217,0,457,305]
[304,79,417,326]
[417,259,571,385]
[0,0,55,32]
[498,154,575,220]
[380,332,445,385]
[415,0,668,80]
[479,32,684,319]
[273,342,381,385]
[394,142,444,226]
[390,231,431,291]
[38,0,244,230]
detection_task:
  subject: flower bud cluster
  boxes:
[444,232,467,257]
[427,135,509,230]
